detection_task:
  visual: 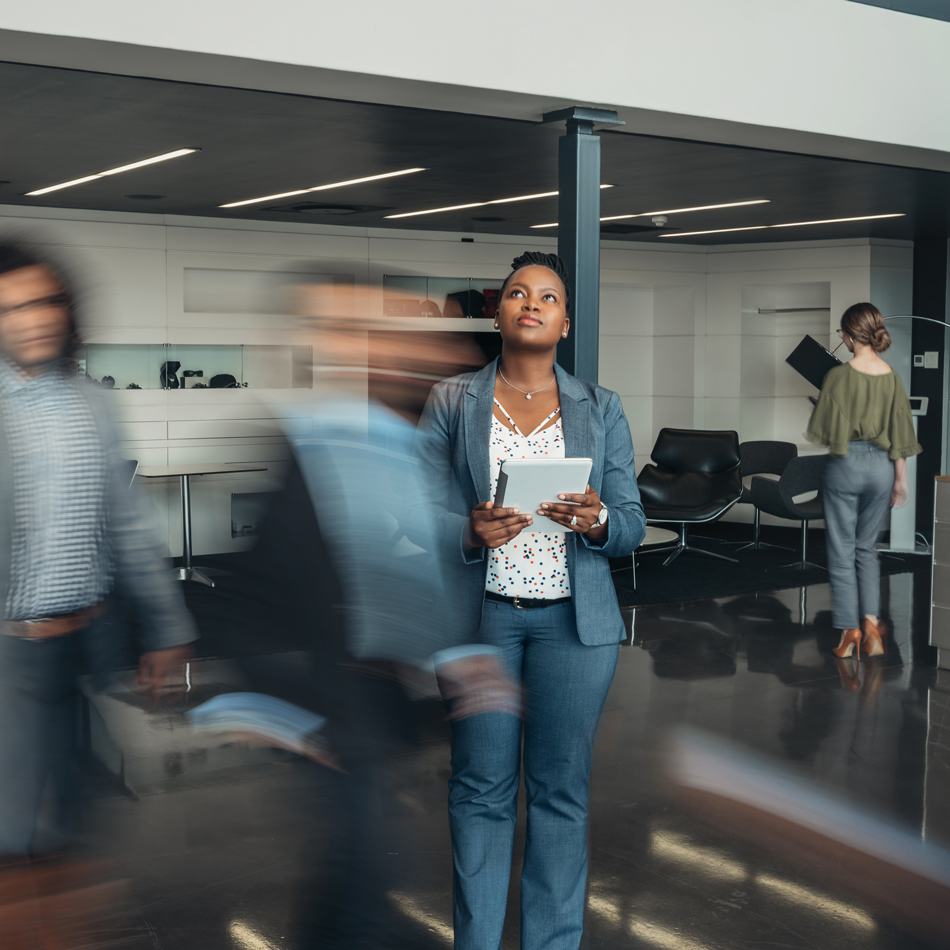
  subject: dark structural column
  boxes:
[911,236,949,535]
[542,107,624,383]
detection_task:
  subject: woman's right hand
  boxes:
[891,479,910,509]
[465,501,533,549]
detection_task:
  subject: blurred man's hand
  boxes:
[436,654,521,721]
[135,644,194,705]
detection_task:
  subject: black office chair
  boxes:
[748,454,827,571]
[736,441,798,552]
[637,428,743,566]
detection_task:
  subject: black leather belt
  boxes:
[485,591,572,610]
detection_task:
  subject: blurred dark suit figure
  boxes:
[230,280,514,949]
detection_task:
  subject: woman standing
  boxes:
[807,303,921,659]
[415,252,645,950]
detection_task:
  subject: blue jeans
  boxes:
[448,599,619,950]
[823,442,895,630]
[0,634,80,856]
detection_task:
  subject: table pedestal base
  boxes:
[173,566,216,587]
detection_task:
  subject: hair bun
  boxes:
[841,302,891,354]
[871,324,892,353]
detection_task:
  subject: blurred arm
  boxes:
[408,382,485,565]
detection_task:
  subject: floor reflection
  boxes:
[82,571,945,949]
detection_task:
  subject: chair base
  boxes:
[765,520,824,572]
[772,560,826,572]
[649,524,739,567]
[736,539,795,554]
[732,507,794,553]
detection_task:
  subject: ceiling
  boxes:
[0,61,948,246]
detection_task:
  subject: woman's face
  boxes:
[496,265,569,352]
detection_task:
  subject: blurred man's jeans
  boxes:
[0,634,80,856]
[448,599,619,950]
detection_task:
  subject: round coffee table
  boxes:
[615,525,679,590]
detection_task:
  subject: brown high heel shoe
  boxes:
[832,628,862,660]
[861,618,888,657]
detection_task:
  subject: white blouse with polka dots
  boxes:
[485,399,571,599]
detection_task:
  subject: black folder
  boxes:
[785,335,842,390]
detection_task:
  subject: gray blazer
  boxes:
[412,358,645,646]
[0,377,197,652]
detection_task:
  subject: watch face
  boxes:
[598,506,608,525]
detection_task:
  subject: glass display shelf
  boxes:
[383,276,502,319]
[76,344,313,390]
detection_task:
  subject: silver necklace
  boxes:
[498,367,556,400]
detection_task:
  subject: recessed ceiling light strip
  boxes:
[386,185,612,220]
[659,213,905,238]
[531,198,770,229]
[220,168,427,208]
[25,149,199,196]
[602,199,770,221]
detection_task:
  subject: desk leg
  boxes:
[173,474,215,587]
[181,475,192,571]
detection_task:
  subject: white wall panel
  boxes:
[619,396,654,460]
[118,445,168,466]
[599,285,653,336]
[167,419,296,440]
[652,396,695,437]
[704,336,742,398]
[653,286,697,336]
[704,397,741,433]
[114,421,168,441]
[168,443,293,465]
[652,337,694,397]
[739,397,776,443]
[599,336,653,398]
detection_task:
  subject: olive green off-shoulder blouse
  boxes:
[806,364,922,459]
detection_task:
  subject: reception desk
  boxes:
[931,477,950,669]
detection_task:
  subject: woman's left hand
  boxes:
[538,485,607,538]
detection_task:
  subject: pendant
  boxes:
[526,393,532,400]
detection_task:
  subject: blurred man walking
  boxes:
[0,240,196,940]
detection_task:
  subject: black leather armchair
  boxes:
[637,428,743,566]
[736,441,797,552]
[748,454,827,570]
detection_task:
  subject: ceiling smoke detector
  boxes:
[652,215,669,227]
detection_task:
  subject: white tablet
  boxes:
[494,458,593,534]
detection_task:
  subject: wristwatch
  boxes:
[596,503,609,527]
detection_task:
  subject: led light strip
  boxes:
[385,185,613,220]
[220,168,427,208]
[660,213,905,237]
[25,149,199,196]
[531,198,770,229]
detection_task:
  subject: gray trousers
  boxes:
[823,442,894,630]
[0,634,80,856]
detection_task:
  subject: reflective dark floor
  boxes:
[83,567,950,949]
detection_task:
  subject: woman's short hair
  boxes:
[499,251,572,314]
[841,302,891,353]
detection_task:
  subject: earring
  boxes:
[562,332,567,338]
[494,324,499,330]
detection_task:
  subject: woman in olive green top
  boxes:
[807,303,921,660]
